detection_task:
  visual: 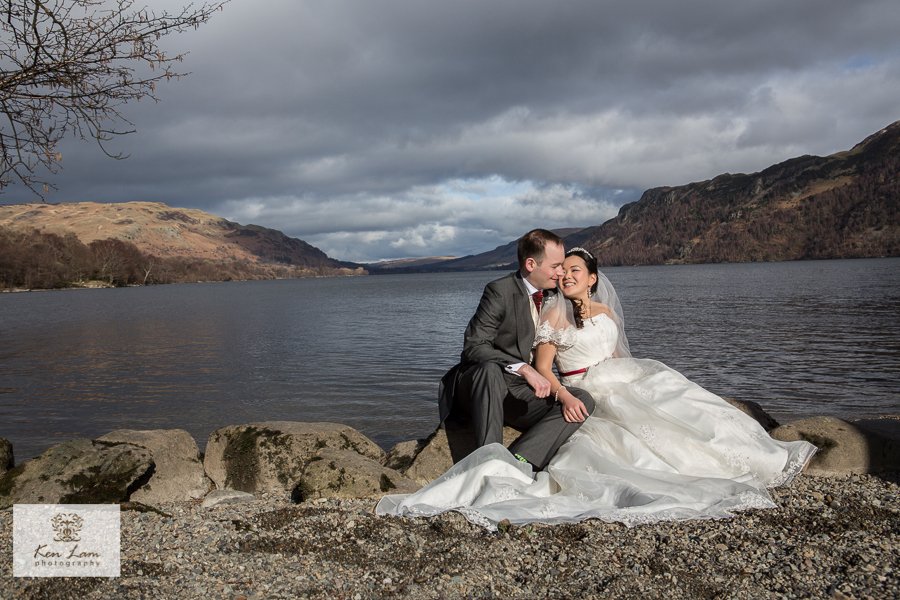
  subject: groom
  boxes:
[439,229,594,469]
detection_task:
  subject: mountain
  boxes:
[0,201,362,288]
[0,201,356,269]
[366,256,458,269]
[366,228,585,273]
[388,121,898,272]
[566,121,900,265]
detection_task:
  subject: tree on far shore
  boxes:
[0,0,228,197]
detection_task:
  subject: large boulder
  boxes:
[97,429,212,504]
[724,398,780,432]
[203,422,384,495]
[298,447,419,501]
[771,415,900,476]
[403,425,522,485]
[0,438,12,476]
[0,439,153,509]
[384,438,424,472]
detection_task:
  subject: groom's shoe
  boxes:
[513,452,543,480]
[514,452,543,471]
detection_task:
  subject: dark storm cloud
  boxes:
[4,0,899,261]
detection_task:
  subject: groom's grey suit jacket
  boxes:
[439,271,540,423]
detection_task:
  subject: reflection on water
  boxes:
[1,258,898,460]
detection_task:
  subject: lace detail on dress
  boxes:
[769,442,818,487]
[634,383,654,402]
[730,490,777,512]
[534,321,577,349]
[456,508,495,530]
[639,425,658,449]
[722,447,752,475]
[491,486,522,503]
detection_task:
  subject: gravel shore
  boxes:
[1,472,897,599]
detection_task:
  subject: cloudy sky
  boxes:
[4,0,899,262]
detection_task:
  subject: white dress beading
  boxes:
[377,314,816,529]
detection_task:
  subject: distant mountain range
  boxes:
[365,228,585,273]
[371,121,899,272]
[2,121,897,289]
[0,201,358,271]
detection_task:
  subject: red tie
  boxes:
[532,290,543,312]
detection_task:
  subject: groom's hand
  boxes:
[518,364,551,397]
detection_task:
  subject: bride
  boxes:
[377,248,817,529]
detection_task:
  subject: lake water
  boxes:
[2,258,898,461]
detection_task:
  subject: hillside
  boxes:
[375,121,898,272]
[0,201,362,289]
[0,201,357,269]
[566,121,900,265]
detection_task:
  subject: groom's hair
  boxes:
[517,229,563,267]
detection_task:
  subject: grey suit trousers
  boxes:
[455,361,595,470]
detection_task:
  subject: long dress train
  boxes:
[376,313,816,529]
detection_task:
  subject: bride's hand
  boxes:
[560,395,589,423]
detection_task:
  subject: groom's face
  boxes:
[525,241,565,290]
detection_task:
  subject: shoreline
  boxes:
[0,271,365,294]
[1,413,898,598]
[5,411,899,469]
[3,255,897,294]
[1,472,897,599]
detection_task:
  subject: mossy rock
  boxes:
[97,429,212,503]
[0,439,153,509]
[383,438,425,472]
[203,422,385,496]
[0,438,13,476]
[296,447,418,501]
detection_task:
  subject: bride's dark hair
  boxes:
[566,247,599,329]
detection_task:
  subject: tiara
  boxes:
[566,247,594,260]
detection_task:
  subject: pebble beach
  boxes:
[1,472,897,599]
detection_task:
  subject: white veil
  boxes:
[536,252,631,359]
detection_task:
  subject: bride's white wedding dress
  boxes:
[377,313,816,529]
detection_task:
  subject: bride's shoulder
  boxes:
[590,302,615,319]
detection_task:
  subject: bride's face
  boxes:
[560,255,597,299]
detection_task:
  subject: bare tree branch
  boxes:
[0,0,228,197]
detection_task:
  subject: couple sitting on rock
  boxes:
[378,229,816,528]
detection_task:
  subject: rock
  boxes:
[724,398,780,432]
[771,415,900,476]
[203,422,385,495]
[298,448,419,501]
[0,438,12,476]
[0,438,153,509]
[97,429,212,504]
[402,429,454,485]
[853,416,900,471]
[404,425,522,485]
[383,439,424,472]
[202,489,255,508]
